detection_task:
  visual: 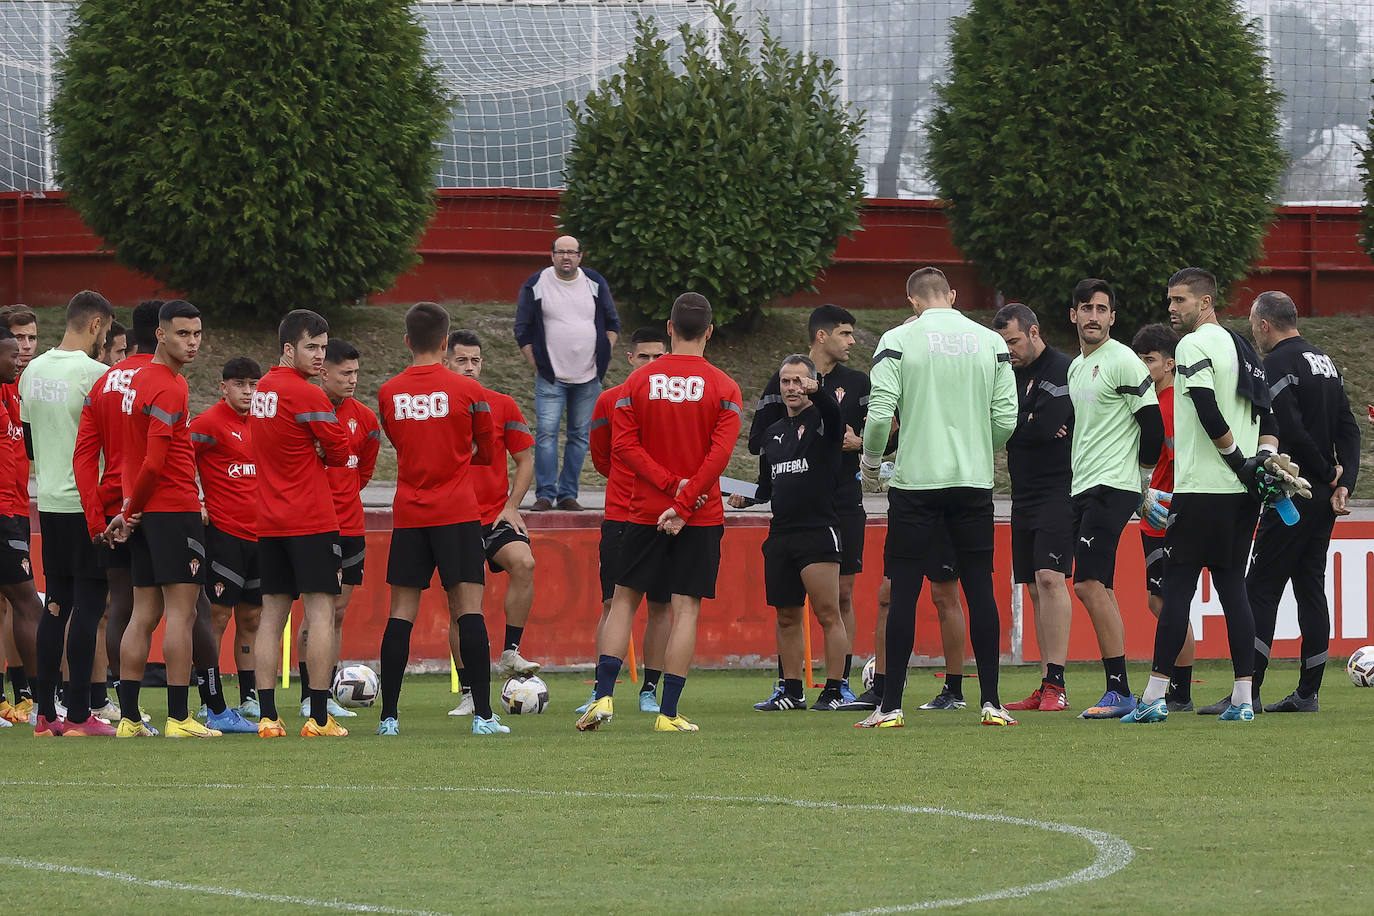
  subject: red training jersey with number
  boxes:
[1142,384,1175,536]
[469,388,533,525]
[378,363,494,529]
[190,399,258,542]
[120,361,200,514]
[326,397,381,537]
[612,353,742,527]
[591,383,632,523]
[0,382,27,517]
[249,365,350,537]
[74,353,152,537]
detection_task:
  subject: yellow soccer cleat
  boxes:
[855,708,904,728]
[115,717,155,738]
[3,697,32,724]
[257,717,287,738]
[653,713,700,732]
[575,696,613,732]
[166,717,222,738]
[0,700,14,722]
[301,715,349,737]
[979,704,1018,727]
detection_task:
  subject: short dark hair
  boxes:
[222,357,262,381]
[159,299,200,323]
[447,329,482,352]
[780,353,817,379]
[0,306,36,331]
[906,267,950,302]
[670,293,712,341]
[324,339,359,364]
[992,302,1038,332]
[104,320,126,347]
[630,326,668,348]
[67,290,113,329]
[0,328,14,343]
[808,304,856,342]
[1167,267,1218,302]
[405,302,450,353]
[1252,290,1298,331]
[131,299,164,353]
[1072,278,1115,311]
[1131,323,1179,359]
[278,309,329,352]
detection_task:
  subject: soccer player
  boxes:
[1242,291,1360,713]
[189,357,267,727]
[579,327,673,715]
[0,305,37,723]
[250,309,353,738]
[1131,323,1197,711]
[1064,279,1164,719]
[22,290,115,735]
[296,339,379,719]
[576,292,742,733]
[107,300,221,738]
[856,267,1017,728]
[1125,268,1292,724]
[993,302,1076,712]
[376,303,503,736]
[100,320,127,366]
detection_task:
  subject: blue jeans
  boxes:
[533,375,601,503]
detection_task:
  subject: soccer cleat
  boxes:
[855,708,904,728]
[1164,696,1194,713]
[299,698,357,719]
[1264,691,1318,713]
[257,717,288,738]
[1004,685,1044,711]
[376,717,400,736]
[574,691,596,714]
[473,715,510,735]
[1037,683,1070,712]
[653,713,699,732]
[5,698,32,724]
[90,700,121,724]
[638,691,661,714]
[498,648,541,678]
[1079,690,1136,719]
[448,692,475,716]
[1120,698,1168,723]
[919,688,967,710]
[575,696,613,731]
[115,717,155,738]
[839,679,859,705]
[33,715,64,737]
[0,700,15,722]
[811,691,846,711]
[979,703,1018,726]
[839,687,880,712]
[238,695,261,719]
[753,683,788,711]
[0,715,9,728]
[166,717,222,738]
[755,692,807,711]
[62,717,117,737]
[1218,703,1255,722]
[301,716,349,737]
[195,704,208,720]
[206,707,259,734]
[1196,696,1232,716]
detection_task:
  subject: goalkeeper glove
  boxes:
[859,454,888,494]
[1139,488,1172,529]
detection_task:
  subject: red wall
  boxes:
[2,191,1372,316]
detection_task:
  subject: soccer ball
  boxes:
[500,675,550,714]
[861,656,876,690]
[332,664,379,707]
[1347,647,1374,687]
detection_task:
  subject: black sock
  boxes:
[843,654,853,679]
[167,685,190,722]
[8,666,29,702]
[118,680,141,723]
[379,618,414,721]
[259,687,279,722]
[1045,663,1066,689]
[310,689,329,726]
[89,680,108,708]
[641,668,661,695]
[783,677,804,699]
[776,658,784,681]
[35,677,56,720]
[457,666,472,690]
[945,673,963,697]
[457,614,493,719]
[200,666,227,715]
[503,625,523,652]
[823,677,842,694]
[1103,655,1130,697]
[298,660,310,703]
[238,670,257,704]
[1168,665,1192,702]
[872,672,886,697]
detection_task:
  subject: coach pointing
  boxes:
[514,236,620,511]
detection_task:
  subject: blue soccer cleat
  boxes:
[574,690,596,714]
[1079,689,1136,719]
[1121,697,1169,723]
[1218,703,1255,722]
[638,690,661,714]
[753,682,788,711]
[839,678,858,705]
[376,717,400,736]
[237,695,261,719]
[473,715,510,735]
[206,707,260,734]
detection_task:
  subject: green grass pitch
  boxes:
[2,663,1369,913]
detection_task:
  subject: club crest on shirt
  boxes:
[348,418,358,434]
[20,558,29,575]
[1092,366,1100,380]
[833,387,845,403]
[1025,379,1034,396]
[337,569,344,586]
[214,581,225,598]
[189,558,200,576]
[796,425,805,439]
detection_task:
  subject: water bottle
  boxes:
[880,461,894,480]
[1273,494,1299,526]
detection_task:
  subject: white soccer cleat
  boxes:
[448,692,474,716]
[498,648,541,678]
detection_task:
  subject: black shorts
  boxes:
[883,487,993,581]
[0,514,32,586]
[337,534,366,587]
[1010,497,1075,583]
[836,510,865,576]
[1070,486,1138,589]
[1165,492,1258,570]
[599,520,670,604]
[1141,530,1166,597]
[482,520,531,574]
[130,511,207,588]
[206,523,262,607]
[38,511,104,582]
[925,527,959,583]
[387,523,484,589]
[764,525,842,608]
[617,522,723,600]
[97,515,131,570]
[260,531,341,597]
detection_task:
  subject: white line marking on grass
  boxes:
[0,780,1133,912]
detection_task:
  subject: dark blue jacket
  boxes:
[514,267,620,384]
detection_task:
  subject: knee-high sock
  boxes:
[379,618,413,721]
[456,614,493,719]
[1153,564,1201,676]
[35,579,74,720]
[958,552,1001,708]
[880,566,922,713]
[1211,566,1255,679]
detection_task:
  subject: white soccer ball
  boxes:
[861,656,876,691]
[500,675,550,714]
[1347,646,1374,687]
[332,664,379,708]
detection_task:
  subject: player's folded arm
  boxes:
[1132,403,1164,468]
[610,396,678,494]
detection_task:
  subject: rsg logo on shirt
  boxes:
[392,392,450,420]
[250,391,279,418]
[102,368,138,395]
[925,332,981,356]
[1302,352,1338,379]
[647,374,705,403]
[26,376,71,404]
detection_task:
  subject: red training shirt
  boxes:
[378,363,493,529]
[190,398,257,542]
[74,352,152,537]
[1142,384,1175,536]
[590,383,632,523]
[121,360,200,515]
[327,397,381,537]
[249,365,350,537]
[0,382,27,517]
[611,353,741,527]
[469,388,533,526]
